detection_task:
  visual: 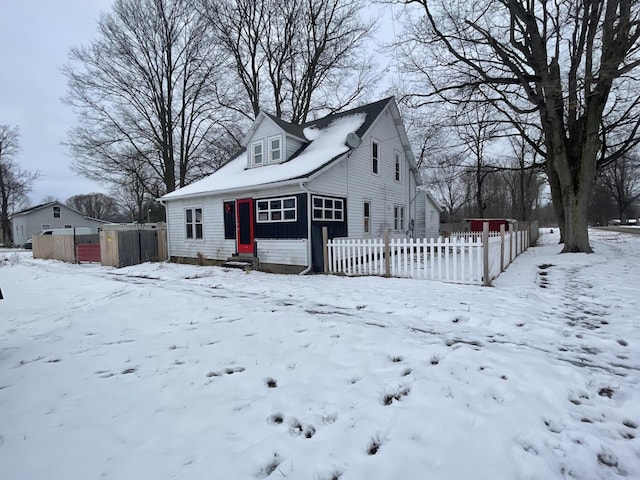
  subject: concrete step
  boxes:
[223,255,260,270]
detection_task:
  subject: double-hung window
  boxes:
[371,139,379,174]
[312,196,343,221]
[53,206,61,218]
[269,136,281,163]
[257,196,296,222]
[185,207,203,239]
[251,141,263,166]
[394,206,405,232]
[363,201,371,234]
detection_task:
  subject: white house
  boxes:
[160,97,440,272]
[11,201,107,246]
[415,191,444,240]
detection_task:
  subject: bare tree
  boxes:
[0,125,39,246]
[110,161,161,222]
[597,153,640,222]
[452,103,503,218]
[423,153,471,220]
[64,0,238,196]
[200,0,378,123]
[502,134,545,221]
[396,0,640,252]
[66,193,122,222]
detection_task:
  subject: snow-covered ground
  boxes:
[1,229,638,480]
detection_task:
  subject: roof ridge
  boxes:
[302,96,394,128]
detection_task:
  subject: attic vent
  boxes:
[346,132,361,148]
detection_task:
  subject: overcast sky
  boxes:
[0,1,399,207]
[0,0,114,205]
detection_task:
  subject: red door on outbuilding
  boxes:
[76,244,101,263]
[469,219,511,232]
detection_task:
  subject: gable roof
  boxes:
[264,113,307,141]
[162,97,418,200]
[11,200,109,223]
[12,201,59,216]
[424,191,444,212]
[302,96,392,139]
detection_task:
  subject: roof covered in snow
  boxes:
[162,98,397,200]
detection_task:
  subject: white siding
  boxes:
[256,239,307,266]
[308,107,419,238]
[286,136,304,159]
[414,191,427,237]
[165,185,307,264]
[306,159,348,197]
[246,117,304,165]
[425,197,441,240]
[166,196,235,260]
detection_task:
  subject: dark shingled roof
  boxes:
[12,201,58,216]
[264,113,306,140]
[262,97,393,142]
[278,97,394,168]
[300,97,393,139]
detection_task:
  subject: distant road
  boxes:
[593,226,640,235]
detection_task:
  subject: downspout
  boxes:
[298,181,313,275]
[158,199,171,262]
[408,170,412,237]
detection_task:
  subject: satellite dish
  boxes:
[345,132,361,148]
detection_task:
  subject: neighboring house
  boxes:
[160,97,439,272]
[415,191,444,240]
[11,201,108,246]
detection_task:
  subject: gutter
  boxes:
[159,178,308,203]
[298,181,313,275]
[158,199,171,261]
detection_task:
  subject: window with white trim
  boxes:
[256,196,296,222]
[53,206,61,218]
[185,207,203,239]
[42,224,50,230]
[394,151,401,182]
[64,225,72,228]
[251,140,264,166]
[394,205,405,231]
[268,135,281,163]
[363,201,371,234]
[312,196,343,221]
[371,139,379,174]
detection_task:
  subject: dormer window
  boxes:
[269,135,282,163]
[251,141,263,166]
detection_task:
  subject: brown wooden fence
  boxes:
[33,234,100,263]
[32,228,167,267]
[33,235,75,262]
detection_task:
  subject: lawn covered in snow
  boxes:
[1,229,638,480]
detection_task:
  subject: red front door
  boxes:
[236,198,254,254]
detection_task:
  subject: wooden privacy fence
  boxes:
[100,228,167,267]
[31,228,167,267]
[33,234,100,263]
[326,222,534,285]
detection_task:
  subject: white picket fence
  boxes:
[326,226,531,285]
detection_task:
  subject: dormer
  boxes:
[242,112,307,168]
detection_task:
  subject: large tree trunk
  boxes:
[546,162,565,243]
[0,165,11,246]
[560,183,593,253]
